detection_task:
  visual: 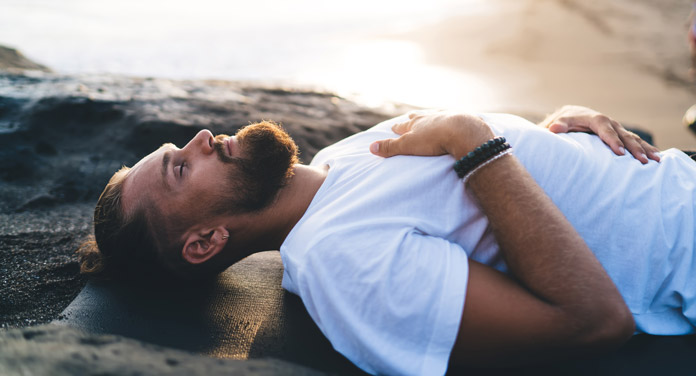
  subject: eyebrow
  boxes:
[161,151,171,189]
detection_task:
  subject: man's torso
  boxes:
[279,113,696,374]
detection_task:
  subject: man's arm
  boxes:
[370,112,635,367]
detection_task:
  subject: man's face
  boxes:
[121,122,298,237]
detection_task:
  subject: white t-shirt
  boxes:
[279,113,696,375]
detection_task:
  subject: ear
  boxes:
[181,226,229,265]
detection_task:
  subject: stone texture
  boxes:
[0,324,326,376]
[0,47,413,330]
[0,45,51,73]
[0,45,396,375]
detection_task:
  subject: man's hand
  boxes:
[369,111,494,160]
[539,105,660,164]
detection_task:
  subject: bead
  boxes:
[453,137,510,179]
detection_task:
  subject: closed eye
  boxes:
[178,162,186,177]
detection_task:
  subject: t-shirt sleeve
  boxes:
[295,228,469,376]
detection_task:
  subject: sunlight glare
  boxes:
[300,39,497,110]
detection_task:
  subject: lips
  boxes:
[225,136,237,157]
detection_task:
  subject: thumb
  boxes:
[548,121,569,134]
[370,137,402,158]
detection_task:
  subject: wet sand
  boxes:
[394,0,696,149]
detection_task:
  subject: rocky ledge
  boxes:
[0,46,415,375]
[0,69,409,330]
[0,46,51,73]
[0,325,324,376]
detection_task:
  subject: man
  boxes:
[79,105,693,375]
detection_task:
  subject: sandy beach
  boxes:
[393,0,695,149]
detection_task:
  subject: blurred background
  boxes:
[1,0,695,149]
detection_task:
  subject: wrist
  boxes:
[454,137,512,182]
[446,114,495,159]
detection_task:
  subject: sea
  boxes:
[0,0,499,108]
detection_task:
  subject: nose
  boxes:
[183,129,215,155]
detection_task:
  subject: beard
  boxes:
[212,121,299,214]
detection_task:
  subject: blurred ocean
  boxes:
[0,0,498,108]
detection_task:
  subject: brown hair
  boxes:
[77,166,171,281]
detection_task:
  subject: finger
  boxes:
[391,121,412,135]
[620,133,650,164]
[610,117,660,163]
[640,140,661,162]
[547,121,569,134]
[407,110,426,119]
[645,145,661,162]
[592,119,626,156]
[631,134,660,162]
[631,135,660,164]
[369,140,384,156]
[647,151,661,162]
[370,135,412,158]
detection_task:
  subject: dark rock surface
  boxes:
[0,45,51,73]
[0,325,325,376]
[0,73,401,213]
[0,48,412,372]
[0,65,409,330]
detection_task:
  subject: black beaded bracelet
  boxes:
[453,137,511,179]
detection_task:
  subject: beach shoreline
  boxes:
[392,0,696,149]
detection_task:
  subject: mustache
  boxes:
[213,134,244,164]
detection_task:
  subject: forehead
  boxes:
[121,143,175,215]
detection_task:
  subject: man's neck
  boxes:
[248,163,328,251]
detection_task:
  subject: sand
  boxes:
[394,0,696,149]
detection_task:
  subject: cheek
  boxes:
[183,159,243,214]
[164,193,209,225]
[187,171,229,206]
[184,181,220,206]
[189,161,223,193]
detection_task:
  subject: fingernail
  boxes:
[370,142,379,154]
[652,152,661,162]
[641,153,648,162]
[619,146,626,155]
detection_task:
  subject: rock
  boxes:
[0,45,51,73]
[0,46,413,374]
[0,63,414,330]
[0,324,326,376]
[0,72,409,213]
